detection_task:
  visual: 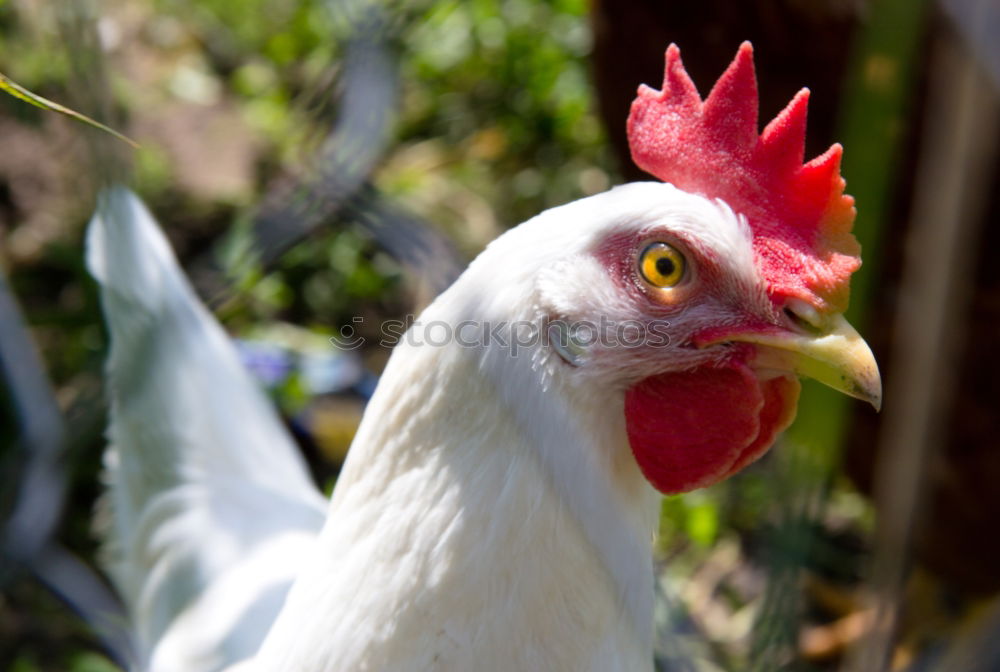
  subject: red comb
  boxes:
[627,42,860,312]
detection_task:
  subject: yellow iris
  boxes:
[639,242,686,288]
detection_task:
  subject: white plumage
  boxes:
[89,188,326,670]
[90,181,872,671]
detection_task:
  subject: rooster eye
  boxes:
[639,242,686,288]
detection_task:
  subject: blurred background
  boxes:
[1,0,998,670]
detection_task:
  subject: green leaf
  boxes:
[0,71,139,148]
[68,652,120,672]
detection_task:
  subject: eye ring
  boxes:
[638,242,687,288]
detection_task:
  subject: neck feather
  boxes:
[257,280,659,670]
[476,331,660,644]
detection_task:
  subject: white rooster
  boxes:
[89,43,880,671]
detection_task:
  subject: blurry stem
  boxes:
[32,544,134,667]
[847,16,1000,672]
[0,270,66,567]
[779,0,929,664]
[56,0,130,187]
[785,0,930,504]
[931,596,1000,671]
[839,0,929,322]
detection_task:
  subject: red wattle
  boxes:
[719,374,800,480]
[624,363,800,494]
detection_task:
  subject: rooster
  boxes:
[89,43,879,671]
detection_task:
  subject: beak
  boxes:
[729,314,882,411]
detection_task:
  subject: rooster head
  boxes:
[480,42,880,495]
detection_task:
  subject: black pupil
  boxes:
[655,256,676,277]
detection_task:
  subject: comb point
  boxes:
[803,143,844,184]
[794,144,848,215]
[760,88,810,168]
[661,43,701,107]
[703,41,759,150]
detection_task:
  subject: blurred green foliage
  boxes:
[388,0,608,225]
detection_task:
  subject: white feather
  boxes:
[250,183,760,670]
[91,182,763,671]
[88,188,326,671]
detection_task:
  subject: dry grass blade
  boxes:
[0,71,138,149]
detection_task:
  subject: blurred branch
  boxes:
[0,4,138,666]
[249,11,399,265]
[847,8,1000,671]
[746,1,931,664]
[191,4,463,309]
[32,545,134,668]
[789,0,930,416]
[939,0,1000,89]
[0,262,132,667]
[839,0,930,320]
[932,595,1000,672]
[345,185,463,304]
[0,269,67,568]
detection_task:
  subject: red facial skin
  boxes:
[594,230,801,494]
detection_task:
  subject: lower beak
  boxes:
[730,314,882,411]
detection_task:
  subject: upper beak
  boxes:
[729,314,882,411]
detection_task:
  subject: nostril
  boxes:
[783,298,823,333]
